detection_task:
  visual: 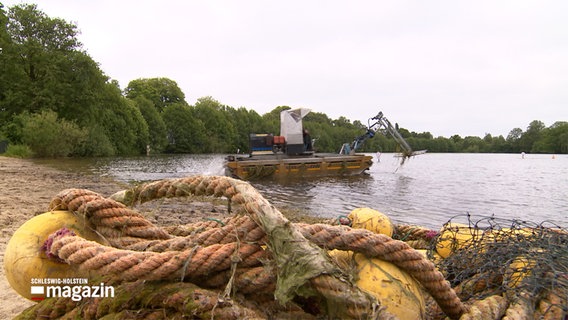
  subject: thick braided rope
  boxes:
[47,233,266,282]
[109,175,467,319]
[49,176,463,319]
[163,219,228,236]
[108,176,384,319]
[537,285,567,319]
[122,176,241,205]
[393,224,438,249]
[207,217,467,318]
[453,271,503,300]
[503,290,537,320]
[127,210,464,316]
[161,215,252,237]
[93,280,269,320]
[17,280,269,320]
[394,224,438,241]
[460,295,508,320]
[125,215,266,252]
[308,275,397,319]
[48,188,170,247]
[297,223,467,319]
[14,295,78,319]
[201,265,277,294]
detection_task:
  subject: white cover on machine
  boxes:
[280,108,311,144]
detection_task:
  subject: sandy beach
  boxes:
[0,156,233,319]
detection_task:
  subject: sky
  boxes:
[3,0,568,138]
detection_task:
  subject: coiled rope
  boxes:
[23,175,471,319]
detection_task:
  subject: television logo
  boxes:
[30,278,115,301]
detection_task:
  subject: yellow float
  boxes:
[435,223,484,258]
[348,207,394,237]
[3,210,107,300]
[328,248,426,319]
[504,255,536,289]
[353,253,426,319]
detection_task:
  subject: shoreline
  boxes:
[0,156,238,319]
[0,156,128,318]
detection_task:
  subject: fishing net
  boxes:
[431,214,568,319]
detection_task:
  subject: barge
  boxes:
[225,153,374,180]
[225,108,422,180]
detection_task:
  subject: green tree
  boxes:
[124,78,186,113]
[262,106,291,134]
[162,103,206,153]
[462,136,483,153]
[99,85,149,156]
[1,4,150,157]
[506,128,523,152]
[79,124,115,157]
[192,96,238,153]
[490,135,508,153]
[521,120,546,153]
[226,107,266,153]
[304,111,333,126]
[332,116,353,128]
[535,121,568,154]
[1,4,87,120]
[133,96,168,153]
[0,2,13,110]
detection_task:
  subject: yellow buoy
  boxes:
[485,227,536,242]
[353,253,426,319]
[4,210,107,300]
[435,223,483,259]
[504,255,536,289]
[328,248,426,319]
[348,208,394,237]
[328,249,354,270]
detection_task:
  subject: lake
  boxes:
[36,153,567,230]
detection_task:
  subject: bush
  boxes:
[4,144,33,158]
[77,125,116,157]
[19,110,87,157]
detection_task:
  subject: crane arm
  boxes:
[371,112,413,156]
[340,111,426,160]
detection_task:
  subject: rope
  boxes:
[117,176,385,319]
[27,174,475,319]
[394,224,438,242]
[503,290,536,320]
[201,265,277,295]
[23,173,568,319]
[297,223,467,319]
[45,232,266,282]
[453,270,503,300]
[16,280,274,319]
[459,295,508,320]
[124,216,266,252]
[162,215,244,236]
[538,282,567,319]
[48,188,170,247]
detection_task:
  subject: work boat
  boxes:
[224,109,424,180]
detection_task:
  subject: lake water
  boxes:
[37,153,567,229]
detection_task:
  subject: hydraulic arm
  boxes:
[340,111,425,159]
[371,111,414,156]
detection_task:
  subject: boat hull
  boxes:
[224,153,373,180]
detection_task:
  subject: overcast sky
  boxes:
[4,0,568,137]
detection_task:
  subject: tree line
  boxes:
[1,4,566,158]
